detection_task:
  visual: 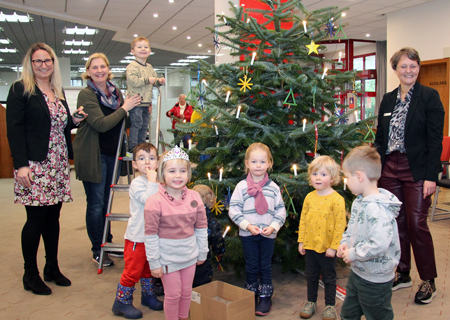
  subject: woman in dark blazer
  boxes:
[375,47,444,305]
[6,43,86,295]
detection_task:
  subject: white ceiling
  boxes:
[0,0,436,68]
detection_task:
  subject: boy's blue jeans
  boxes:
[340,270,394,320]
[128,107,150,151]
[240,234,274,285]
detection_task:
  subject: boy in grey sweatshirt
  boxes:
[338,146,401,320]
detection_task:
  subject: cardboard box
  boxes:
[190,281,255,320]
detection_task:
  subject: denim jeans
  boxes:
[240,235,275,285]
[82,154,115,254]
[128,107,150,151]
[340,271,394,320]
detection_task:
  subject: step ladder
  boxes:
[97,120,133,274]
[97,86,165,274]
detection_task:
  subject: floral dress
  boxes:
[14,92,73,206]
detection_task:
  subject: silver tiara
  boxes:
[163,146,189,163]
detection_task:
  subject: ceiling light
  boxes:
[187,36,191,39]
[0,39,10,44]
[172,26,177,30]
[64,40,91,46]
[198,44,202,47]
[134,34,138,37]
[78,67,86,72]
[153,13,158,17]
[366,33,370,37]
[111,67,127,73]
[124,56,135,59]
[63,48,87,54]
[187,55,209,59]
[0,48,17,53]
[169,0,174,2]
[208,50,211,53]
[150,52,155,55]
[120,60,135,63]
[178,59,198,62]
[170,62,189,66]
[0,12,32,23]
[64,26,97,35]
[83,57,89,61]
[342,12,346,17]
[11,66,23,72]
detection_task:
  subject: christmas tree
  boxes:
[175,0,371,274]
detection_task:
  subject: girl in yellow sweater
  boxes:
[298,156,346,320]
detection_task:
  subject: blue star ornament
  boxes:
[325,20,336,37]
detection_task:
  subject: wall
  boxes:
[386,0,450,90]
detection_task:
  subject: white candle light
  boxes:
[322,68,328,79]
[223,16,227,24]
[338,51,342,63]
[207,172,211,180]
[293,164,297,176]
[303,119,306,132]
[354,111,359,122]
[251,52,256,65]
[188,139,192,150]
[236,105,241,119]
[344,178,347,190]
[219,168,223,181]
[215,125,219,135]
[222,226,230,238]
[303,20,307,33]
[225,91,230,102]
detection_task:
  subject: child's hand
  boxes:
[337,243,348,258]
[298,242,306,255]
[151,267,163,278]
[341,248,353,264]
[261,226,274,236]
[196,260,205,266]
[146,167,157,183]
[158,77,166,85]
[326,248,337,258]
[246,224,260,235]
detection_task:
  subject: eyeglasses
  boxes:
[32,59,54,67]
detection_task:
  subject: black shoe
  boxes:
[108,252,124,258]
[23,270,52,295]
[92,253,114,267]
[392,272,412,291]
[414,280,437,304]
[44,264,71,286]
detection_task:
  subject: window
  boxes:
[365,55,376,70]
[353,57,363,71]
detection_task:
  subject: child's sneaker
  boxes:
[323,305,337,320]
[392,272,412,291]
[300,301,316,319]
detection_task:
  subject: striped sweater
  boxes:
[229,179,286,239]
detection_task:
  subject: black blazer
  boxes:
[6,81,74,169]
[374,82,444,182]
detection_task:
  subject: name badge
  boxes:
[383,113,391,116]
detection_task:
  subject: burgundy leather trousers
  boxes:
[378,151,437,280]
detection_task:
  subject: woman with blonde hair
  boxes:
[6,42,86,295]
[73,53,141,266]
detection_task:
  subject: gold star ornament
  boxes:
[306,39,320,55]
[237,74,253,92]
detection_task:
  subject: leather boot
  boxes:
[44,260,71,286]
[140,278,164,310]
[23,268,52,295]
[111,283,143,319]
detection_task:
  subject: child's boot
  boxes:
[300,301,316,319]
[153,277,164,296]
[140,278,164,310]
[255,283,273,316]
[244,282,259,307]
[112,283,143,319]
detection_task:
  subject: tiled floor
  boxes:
[0,173,449,319]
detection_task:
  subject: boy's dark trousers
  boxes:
[340,270,394,320]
